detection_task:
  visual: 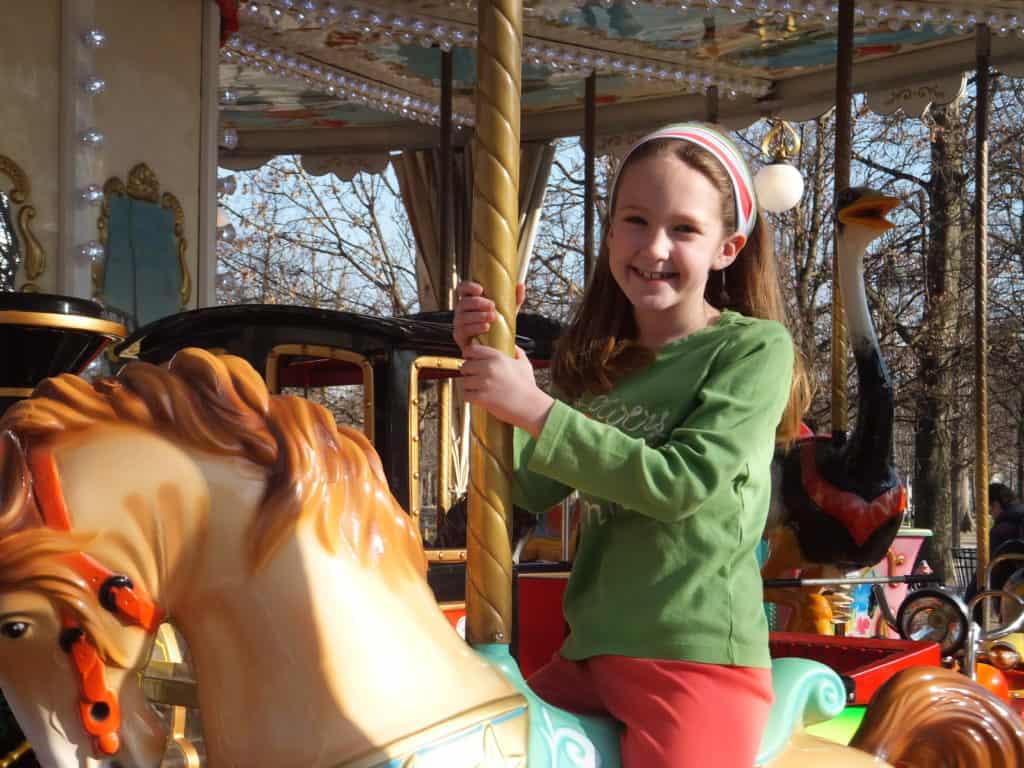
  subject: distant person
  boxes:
[989,483,1024,559]
[966,483,1024,603]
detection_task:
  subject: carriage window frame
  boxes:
[265,343,375,443]
[409,355,467,564]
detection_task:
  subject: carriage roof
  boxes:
[115,304,563,363]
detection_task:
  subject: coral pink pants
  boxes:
[528,654,773,768]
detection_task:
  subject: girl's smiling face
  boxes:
[607,151,745,343]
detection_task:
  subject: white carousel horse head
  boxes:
[0,433,168,768]
[0,354,264,767]
[0,349,513,767]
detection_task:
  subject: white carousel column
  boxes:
[58,0,104,299]
[197,0,221,309]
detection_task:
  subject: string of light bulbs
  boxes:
[236,1,772,99]
[518,0,1021,36]
[573,0,1021,37]
[216,174,238,243]
[239,1,1024,42]
[689,0,1021,36]
[221,35,475,128]
[77,25,108,264]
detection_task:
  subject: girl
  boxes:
[454,123,809,768]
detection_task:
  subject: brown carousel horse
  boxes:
[0,349,1022,767]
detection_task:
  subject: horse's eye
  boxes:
[0,621,29,639]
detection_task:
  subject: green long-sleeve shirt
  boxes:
[513,310,793,668]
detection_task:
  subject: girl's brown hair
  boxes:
[551,132,810,443]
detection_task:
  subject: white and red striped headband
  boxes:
[609,123,758,238]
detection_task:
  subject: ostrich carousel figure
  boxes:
[763,188,910,633]
[0,348,1023,767]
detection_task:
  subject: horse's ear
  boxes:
[220,354,270,416]
[0,430,43,533]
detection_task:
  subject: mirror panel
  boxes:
[0,154,45,292]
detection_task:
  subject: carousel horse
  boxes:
[1,350,1022,768]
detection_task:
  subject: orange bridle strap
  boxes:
[30,448,163,757]
[59,624,122,756]
[28,449,72,530]
[62,552,162,632]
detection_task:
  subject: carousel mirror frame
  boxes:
[0,153,46,292]
[94,162,191,316]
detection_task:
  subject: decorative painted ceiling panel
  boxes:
[218,1,1024,153]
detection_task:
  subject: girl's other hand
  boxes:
[460,343,554,437]
[453,281,492,352]
[453,281,527,353]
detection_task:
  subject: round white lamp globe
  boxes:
[754,162,804,213]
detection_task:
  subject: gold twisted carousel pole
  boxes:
[466,0,522,646]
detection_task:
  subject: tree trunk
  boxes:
[1017,393,1024,494]
[913,100,966,583]
[951,432,964,546]
[955,450,974,535]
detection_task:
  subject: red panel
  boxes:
[513,579,942,704]
[278,358,365,388]
[770,631,941,705]
[1004,669,1024,717]
[516,573,570,678]
[441,604,466,634]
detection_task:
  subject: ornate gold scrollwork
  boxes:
[126,162,160,203]
[0,153,46,291]
[761,118,802,161]
[95,163,191,308]
[143,624,203,767]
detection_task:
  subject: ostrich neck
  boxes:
[836,227,896,495]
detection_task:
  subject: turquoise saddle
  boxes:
[477,645,847,768]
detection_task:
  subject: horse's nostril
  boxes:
[90,701,111,721]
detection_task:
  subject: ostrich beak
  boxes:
[837,192,900,232]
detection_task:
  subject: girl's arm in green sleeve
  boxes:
[512,423,573,514]
[524,323,794,523]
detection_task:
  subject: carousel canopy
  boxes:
[218,0,1024,165]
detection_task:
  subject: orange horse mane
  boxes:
[0,348,426,582]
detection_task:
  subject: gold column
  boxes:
[438,382,453,515]
[466,0,522,645]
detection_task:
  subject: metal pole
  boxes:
[560,500,573,562]
[831,0,854,437]
[440,49,454,303]
[764,574,941,588]
[466,0,521,646]
[0,742,31,768]
[975,24,991,595]
[704,13,719,124]
[705,85,719,124]
[438,48,454,517]
[583,72,596,284]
